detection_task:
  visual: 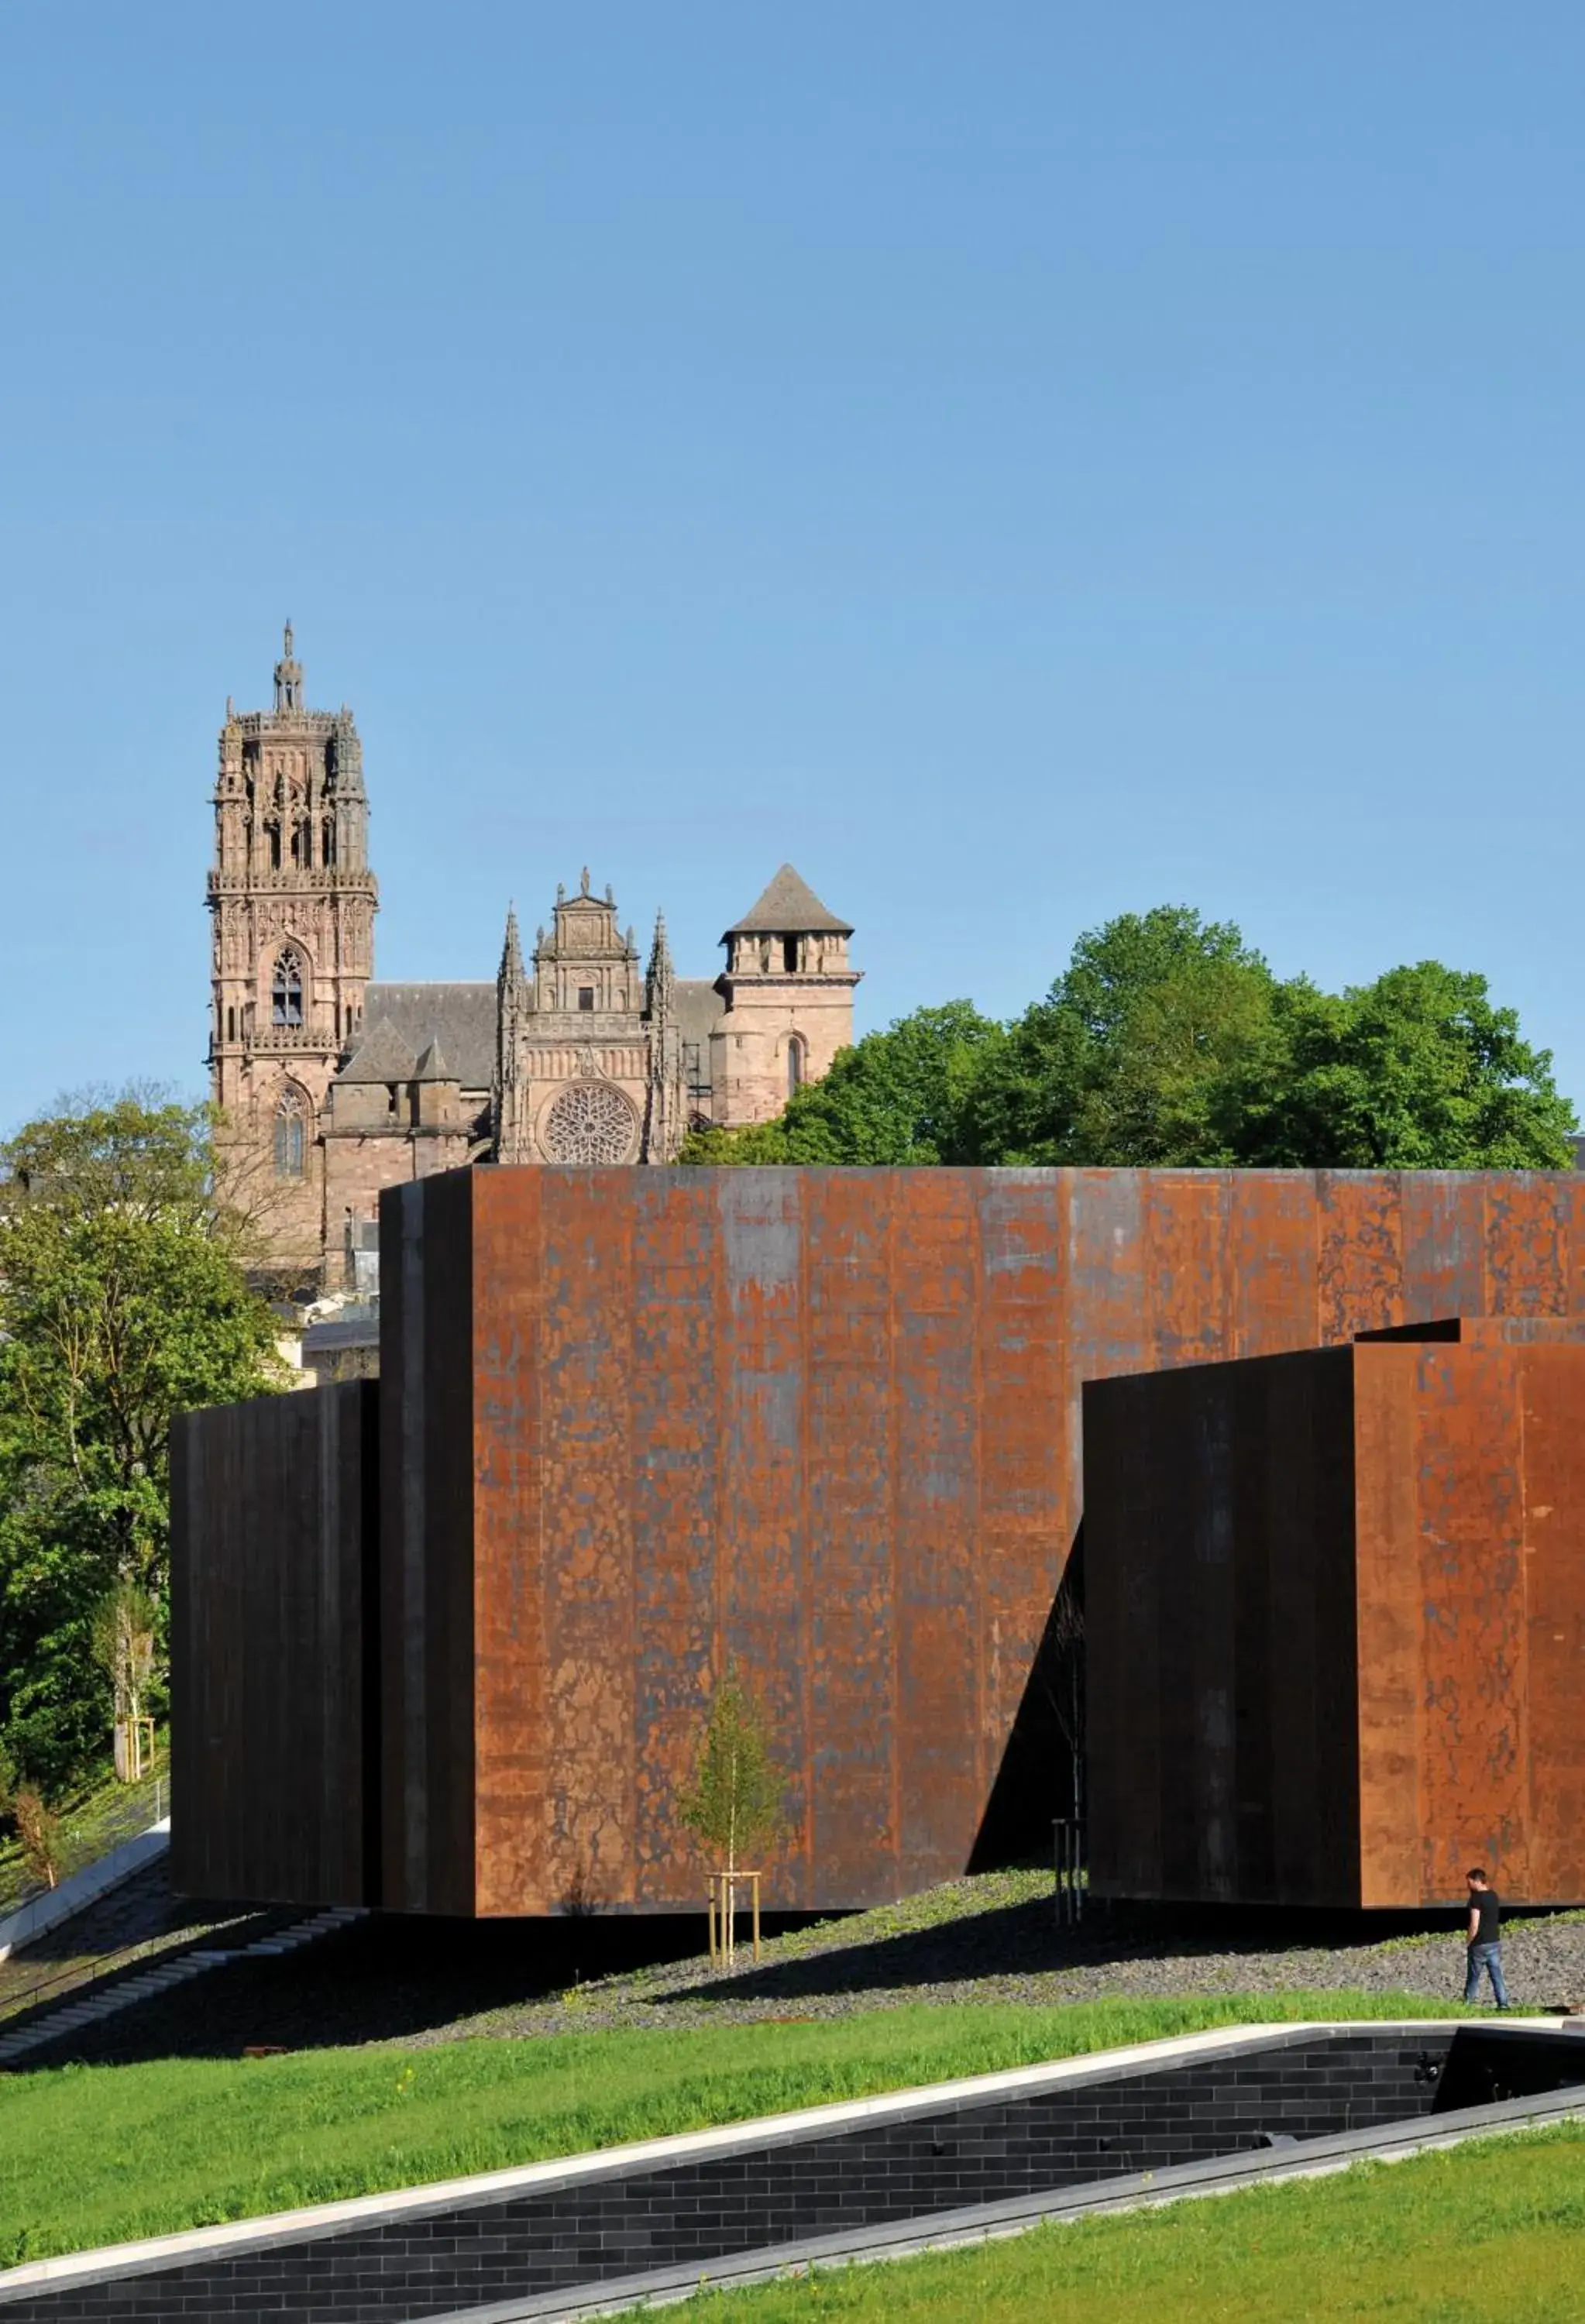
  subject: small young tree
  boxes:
[91,1580,159,1780]
[0,1746,61,1893]
[676,1669,788,1958]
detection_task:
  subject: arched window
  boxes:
[272,949,304,1028]
[322,818,336,867]
[273,1085,308,1178]
[786,1035,806,1100]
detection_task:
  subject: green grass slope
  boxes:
[688,2122,1585,2322]
[0,1993,1471,2264]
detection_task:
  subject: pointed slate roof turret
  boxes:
[334,1016,418,1085]
[724,865,853,940]
[412,1038,456,1083]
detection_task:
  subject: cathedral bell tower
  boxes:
[208,626,378,1273]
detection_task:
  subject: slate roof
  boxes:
[412,1039,454,1082]
[724,865,852,938]
[358,982,497,1089]
[336,1017,418,1084]
[674,979,727,1047]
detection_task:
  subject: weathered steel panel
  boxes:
[892,1171,982,1894]
[805,1170,898,1899]
[1317,1173,1404,1342]
[1353,1347,1425,1906]
[537,1168,638,1912]
[628,1177,720,1905]
[1483,1176,1570,1315]
[1411,1343,1531,1900]
[1520,1346,1585,1901]
[1228,1172,1318,1357]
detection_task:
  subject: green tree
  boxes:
[679,1002,1002,1166]
[676,1668,789,1883]
[0,1091,284,1789]
[968,906,1282,1165]
[1227,962,1577,1169]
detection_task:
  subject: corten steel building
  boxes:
[171,1166,1585,1917]
[1085,1317,1585,1911]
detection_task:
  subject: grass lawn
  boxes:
[0,1992,1474,2265]
[686,2122,1585,2322]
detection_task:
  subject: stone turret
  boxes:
[710,866,860,1128]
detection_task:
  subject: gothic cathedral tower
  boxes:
[208,626,378,1275]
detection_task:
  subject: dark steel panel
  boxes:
[170,1383,376,1906]
[473,1165,545,1913]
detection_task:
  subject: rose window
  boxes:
[541,1080,638,1164]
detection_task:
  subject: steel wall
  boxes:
[376,1166,1585,1916]
[1085,1349,1363,1908]
[170,1381,379,1906]
[1088,1335,1585,1908]
[1354,1340,1585,1906]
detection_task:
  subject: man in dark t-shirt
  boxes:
[1463,1868,1511,2008]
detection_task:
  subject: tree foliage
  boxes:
[682,909,1576,1177]
[0,1092,284,1790]
[679,1002,1003,1166]
[968,907,1282,1166]
[676,1669,788,1875]
[1227,963,1576,1168]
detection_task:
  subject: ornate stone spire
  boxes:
[646,909,676,1020]
[493,902,529,1164]
[498,902,526,991]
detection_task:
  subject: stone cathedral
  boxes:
[209,631,860,1284]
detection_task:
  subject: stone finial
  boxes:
[605,882,614,906]
[557,881,566,904]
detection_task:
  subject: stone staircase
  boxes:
[0,1904,366,2066]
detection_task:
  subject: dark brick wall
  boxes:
[2,2032,1452,2322]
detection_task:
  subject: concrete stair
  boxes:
[0,1906,365,2066]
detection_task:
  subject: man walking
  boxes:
[1463,1868,1510,2009]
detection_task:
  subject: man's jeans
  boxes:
[1465,1940,1510,2007]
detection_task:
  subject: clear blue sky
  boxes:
[4,2,1583,1126]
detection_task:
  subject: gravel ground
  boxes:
[12,1868,1585,2070]
[431,1872,1585,2043]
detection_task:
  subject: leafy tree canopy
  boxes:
[968,907,1282,1166]
[1227,962,1576,1169]
[679,1002,1002,1166]
[682,907,1576,1176]
[0,1090,284,1789]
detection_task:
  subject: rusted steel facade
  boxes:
[170,1381,379,1906]
[1087,1325,1585,1909]
[366,1166,1585,1917]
